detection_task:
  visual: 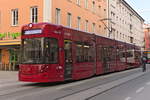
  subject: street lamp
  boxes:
[99,18,112,38]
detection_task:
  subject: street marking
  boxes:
[146,82,150,85]
[125,97,131,100]
[136,87,145,93]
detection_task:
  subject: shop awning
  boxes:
[0,39,21,48]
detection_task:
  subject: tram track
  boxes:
[0,80,89,99]
[86,72,150,100]
[55,70,147,100]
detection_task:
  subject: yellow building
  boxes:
[0,0,107,70]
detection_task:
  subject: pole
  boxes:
[108,0,110,37]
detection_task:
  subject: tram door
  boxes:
[64,40,73,80]
[101,46,110,73]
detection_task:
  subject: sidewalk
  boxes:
[0,71,18,80]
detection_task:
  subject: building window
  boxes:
[85,20,88,32]
[92,23,95,33]
[85,0,88,9]
[0,12,1,24]
[92,1,95,12]
[11,9,18,26]
[0,11,1,25]
[67,13,72,27]
[130,13,132,21]
[55,8,61,24]
[98,5,101,14]
[77,17,81,30]
[99,25,101,30]
[130,24,132,31]
[130,37,133,43]
[30,7,38,23]
[77,0,80,5]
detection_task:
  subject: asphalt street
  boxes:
[89,69,150,100]
[0,65,149,100]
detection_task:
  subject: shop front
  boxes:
[0,32,21,71]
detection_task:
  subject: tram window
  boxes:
[119,52,125,58]
[97,45,101,61]
[22,38,44,64]
[45,38,58,64]
[76,42,83,62]
[75,42,94,63]
[64,40,72,63]
[101,46,111,61]
[126,51,133,57]
[84,45,89,62]
[88,44,94,62]
[109,46,116,61]
[83,43,94,62]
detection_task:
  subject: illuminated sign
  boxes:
[24,29,42,35]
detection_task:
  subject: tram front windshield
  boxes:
[22,38,44,64]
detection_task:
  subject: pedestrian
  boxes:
[141,55,148,72]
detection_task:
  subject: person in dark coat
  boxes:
[141,55,148,72]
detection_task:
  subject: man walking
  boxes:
[141,55,148,72]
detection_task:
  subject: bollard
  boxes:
[4,64,6,71]
[13,63,15,71]
[9,63,11,71]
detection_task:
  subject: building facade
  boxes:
[108,0,144,47]
[144,24,150,50]
[0,0,107,70]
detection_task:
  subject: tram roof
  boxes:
[22,22,139,47]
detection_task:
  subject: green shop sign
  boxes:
[0,32,21,39]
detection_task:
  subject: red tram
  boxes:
[19,23,141,82]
